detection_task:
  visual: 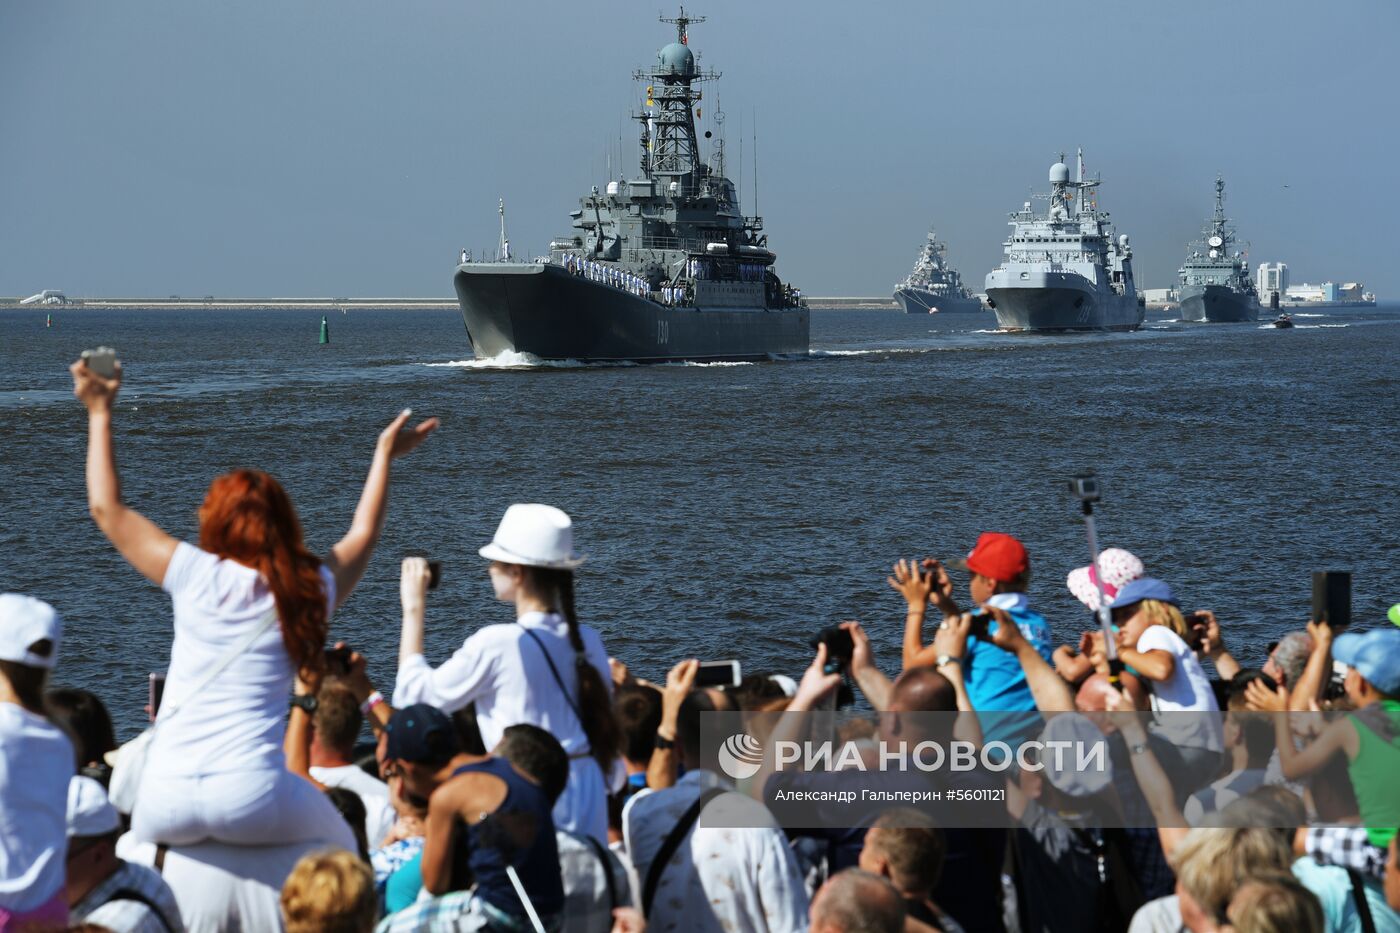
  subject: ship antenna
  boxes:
[752,107,758,218]
[497,198,511,262]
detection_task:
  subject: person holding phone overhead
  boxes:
[392,504,618,844]
[70,354,437,848]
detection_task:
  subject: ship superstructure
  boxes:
[1178,177,1259,322]
[984,150,1143,332]
[452,8,807,362]
[893,230,981,314]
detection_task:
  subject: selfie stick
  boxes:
[505,865,546,933]
[1074,474,1125,689]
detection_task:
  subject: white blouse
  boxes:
[393,611,611,756]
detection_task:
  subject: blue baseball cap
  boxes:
[384,703,458,764]
[1109,577,1178,610]
[1332,628,1400,696]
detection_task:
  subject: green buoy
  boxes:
[46,313,52,328]
[319,315,330,344]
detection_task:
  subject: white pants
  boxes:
[131,768,357,850]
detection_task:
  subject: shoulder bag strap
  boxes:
[108,887,175,933]
[519,625,586,730]
[583,833,619,912]
[156,608,279,726]
[1347,868,1378,933]
[641,787,727,916]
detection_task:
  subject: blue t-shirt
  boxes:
[962,595,1052,741]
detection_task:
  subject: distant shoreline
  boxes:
[0,296,903,311]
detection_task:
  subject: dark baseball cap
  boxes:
[384,703,458,764]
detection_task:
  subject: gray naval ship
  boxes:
[453,9,808,363]
[1178,177,1259,323]
[984,150,1144,332]
[893,230,982,314]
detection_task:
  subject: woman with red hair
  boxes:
[71,356,436,848]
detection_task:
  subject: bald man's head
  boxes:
[889,667,957,714]
[1075,671,1148,712]
[809,869,906,933]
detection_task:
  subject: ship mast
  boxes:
[497,199,512,262]
[635,7,719,197]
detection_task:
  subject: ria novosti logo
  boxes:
[718,733,765,780]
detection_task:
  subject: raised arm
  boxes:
[987,607,1075,714]
[323,410,438,610]
[1288,621,1333,713]
[843,621,892,711]
[891,559,948,670]
[1197,611,1241,681]
[646,659,697,791]
[1107,688,1189,857]
[72,359,178,585]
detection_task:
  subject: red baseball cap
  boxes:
[964,532,1028,583]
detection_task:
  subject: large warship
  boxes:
[984,150,1143,332]
[452,9,807,363]
[1177,177,1259,323]
[893,231,982,314]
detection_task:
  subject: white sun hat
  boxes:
[478,504,586,570]
[1065,548,1145,612]
[0,593,63,669]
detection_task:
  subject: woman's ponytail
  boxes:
[535,568,618,771]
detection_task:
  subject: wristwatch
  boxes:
[654,734,675,751]
[289,695,318,714]
[935,655,962,669]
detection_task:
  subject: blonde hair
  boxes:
[1227,872,1324,933]
[1169,828,1291,923]
[1139,598,1188,639]
[281,849,376,933]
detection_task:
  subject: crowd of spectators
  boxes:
[2,357,1400,932]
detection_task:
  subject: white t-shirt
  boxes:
[1137,625,1223,752]
[310,764,395,848]
[150,542,336,777]
[0,704,75,911]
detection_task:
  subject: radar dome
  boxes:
[658,42,695,76]
[1049,162,1070,184]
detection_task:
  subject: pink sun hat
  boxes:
[1066,548,1145,611]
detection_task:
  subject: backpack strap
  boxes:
[642,787,727,916]
[519,626,587,737]
[583,833,619,912]
[1347,869,1378,933]
[108,887,175,933]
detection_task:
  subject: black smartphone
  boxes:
[324,644,351,675]
[404,550,442,589]
[148,672,166,722]
[695,660,742,688]
[1311,572,1351,630]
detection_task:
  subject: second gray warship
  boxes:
[452,9,807,363]
[984,150,1143,332]
[1178,177,1259,323]
[893,231,982,314]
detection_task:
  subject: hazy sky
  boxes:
[2,0,1395,298]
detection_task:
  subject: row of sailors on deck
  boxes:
[563,254,650,298]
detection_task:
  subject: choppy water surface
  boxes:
[3,305,1398,733]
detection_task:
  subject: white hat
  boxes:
[1038,713,1113,798]
[0,593,62,669]
[67,775,120,837]
[1065,548,1145,612]
[478,504,585,570]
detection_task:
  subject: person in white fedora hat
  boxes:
[0,593,76,926]
[393,504,617,844]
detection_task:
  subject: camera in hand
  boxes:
[324,644,352,675]
[404,550,442,589]
[82,346,119,379]
[1311,571,1350,630]
[810,626,854,673]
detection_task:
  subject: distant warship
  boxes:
[984,150,1143,332]
[893,231,981,314]
[452,9,808,363]
[1178,177,1259,323]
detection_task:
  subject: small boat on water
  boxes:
[1272,314,1295,329]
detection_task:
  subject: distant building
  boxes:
[20,290,68,305]
[1256,263,1288,300]
[1285,282,1370,302]
[1141,287,1177,303]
